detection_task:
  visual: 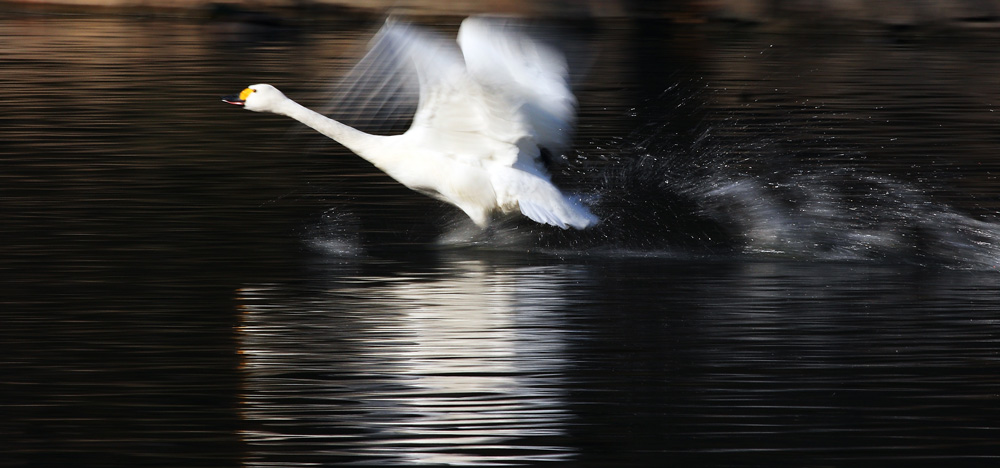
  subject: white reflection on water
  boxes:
[236,258,584,466]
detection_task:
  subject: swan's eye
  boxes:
[239,88,255,101]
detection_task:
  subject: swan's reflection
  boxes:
[237,257,583,466]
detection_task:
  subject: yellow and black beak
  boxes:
[221,87,254,106]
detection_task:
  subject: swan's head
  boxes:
[222,84,287,113]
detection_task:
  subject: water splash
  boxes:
[433,107,1000,269]
[694,168,1000,267]
[303,207,365,258]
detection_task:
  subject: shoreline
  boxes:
[4,0,1000,29]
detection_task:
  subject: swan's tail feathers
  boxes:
[518,192,598,230]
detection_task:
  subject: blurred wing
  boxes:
[457,16,577,152]
[325,18,575,169]
[318,20,425,135]
[377,19,537,168]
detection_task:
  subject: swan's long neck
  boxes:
[273,98,391,167]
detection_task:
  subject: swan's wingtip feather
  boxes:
[519,199,597,230]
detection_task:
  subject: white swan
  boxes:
[223,17,597,229]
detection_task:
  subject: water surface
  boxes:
[3,14,1000,467]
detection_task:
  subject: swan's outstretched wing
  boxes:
[341,20,519,168]
[372,18,574,171]
[457,16,576,152]
[331,18,576,165]
[319,20,425,135]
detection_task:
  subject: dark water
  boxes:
[3,14,1000,467]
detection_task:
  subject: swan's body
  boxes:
[224,17,597,229]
